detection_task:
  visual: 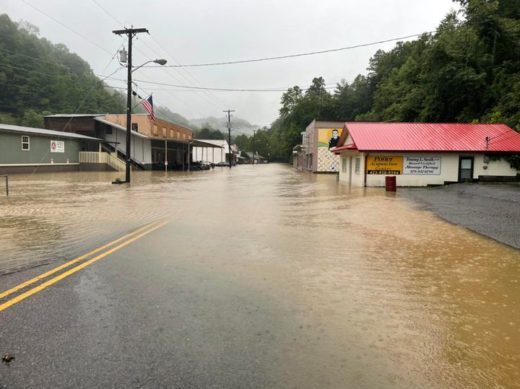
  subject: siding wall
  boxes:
[192,145,226,163]
[0,132,81,165]
[104,128,152,164]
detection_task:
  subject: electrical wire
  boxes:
[104,76,338,92]
[90,0,124,27]
[146,33,432,68]
[88,0,223,116]
[148,35,227,109]
[2,62,338,93]
[20,0,116,56]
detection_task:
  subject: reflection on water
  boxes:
[0,165,518,387]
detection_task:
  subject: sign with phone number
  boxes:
[367,156,402,174]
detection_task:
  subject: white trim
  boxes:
[21,135,30,151]
[0,163,80,167]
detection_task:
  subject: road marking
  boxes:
[0,220,164,300]
[0,220,167,309]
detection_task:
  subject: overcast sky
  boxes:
[2,0,459,127]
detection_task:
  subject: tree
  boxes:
[0,14,125,125]
[195,127,225,140]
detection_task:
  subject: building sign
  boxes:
[367,156,403,174]
[404,156,441,175]
[50,140,65,153]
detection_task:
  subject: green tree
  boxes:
[0,14,125,126]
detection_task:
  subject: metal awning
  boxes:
[191,140,224,148]
[149,138,223,148]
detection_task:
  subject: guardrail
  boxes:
[0,175,8,196]
[79,152,126,172]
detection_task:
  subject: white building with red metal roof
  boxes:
[333,122,520,187]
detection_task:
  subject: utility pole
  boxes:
[223,109,235,168]
[112,27,148,183]
[252,129,256,165]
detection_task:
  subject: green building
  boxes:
[0,123,101,174]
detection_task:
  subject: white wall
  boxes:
[473,154,518,178]
[366,153,457,187]
[105,128,152,164]
[338,152,365,187]
[192,145,226,163]
[339,152,518,187]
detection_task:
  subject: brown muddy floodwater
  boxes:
[0,164,519,388]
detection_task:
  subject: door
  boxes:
[458,157,474,182]
[348,157,353,186]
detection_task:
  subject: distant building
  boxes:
[230,144,240,165]
[0,123,101,174]
[241,151,266,164]
[192,139,227,164]
[44,114,218,170]
[294,120,345,173]
[333,122,520,187]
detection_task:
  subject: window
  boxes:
[21,135,30,151]
[131,123,139,132]
[355,157,361,174]
[342,158,347,173]
[105,125,112,135]
[153,125,158,136]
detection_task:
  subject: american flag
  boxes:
[142,95,156,121]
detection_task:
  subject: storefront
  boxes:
[333,123,520,187]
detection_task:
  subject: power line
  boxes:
[87,0,224,115]
[90,0,124,27]
[2,62,337,93]
[104,76,338,92]
[20,0,115,56]
[147,35,227,107]
[146,32,431,68]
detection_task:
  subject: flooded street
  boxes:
[1,164,519,388]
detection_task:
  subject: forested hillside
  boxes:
[0,14,124,127]
[258,0,520,161]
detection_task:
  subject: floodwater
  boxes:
[0,164,519,388]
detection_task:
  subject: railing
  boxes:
[79,152,126,172]
[79,151,104,164]
[106,153,127,172]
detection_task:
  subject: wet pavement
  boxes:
[0,165,519,388]
[402,182,520,249]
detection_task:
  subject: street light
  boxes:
[113,27,169,184]
[132,58,167,73]
[119,58,166,183]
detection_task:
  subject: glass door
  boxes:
[459,157,474,182]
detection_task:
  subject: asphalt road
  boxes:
[402,182,520,249]
[0,221,285,388]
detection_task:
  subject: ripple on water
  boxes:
[0,166,518,388]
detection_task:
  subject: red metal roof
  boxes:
[334,122,520,153]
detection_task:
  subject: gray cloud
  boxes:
[3,0,459,126]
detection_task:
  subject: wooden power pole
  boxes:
[223,109,235,168]
[112,27,148,183]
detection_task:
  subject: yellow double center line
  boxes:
[0,219,168,312]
